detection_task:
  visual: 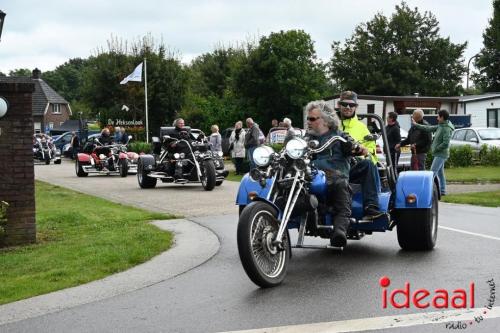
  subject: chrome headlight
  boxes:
[285,138,307,159]
[253,146,274,167]
[174,153,180,159]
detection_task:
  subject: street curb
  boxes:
[0,218,220,326]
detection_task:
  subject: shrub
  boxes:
[128,141,152,154]
[425,151,433,170]
[479,144,489,164]
[268,143,284,152]
[481,146,500,166]
[448,145,474,168]
[0,201,9,240]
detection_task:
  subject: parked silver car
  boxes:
[450,127,500,152]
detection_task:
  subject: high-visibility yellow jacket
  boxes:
[340,116,378,164]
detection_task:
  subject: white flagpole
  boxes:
[144,58,149,143]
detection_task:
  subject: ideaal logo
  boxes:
[380,276,474,309]
[379,276,496,330]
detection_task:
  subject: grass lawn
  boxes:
[445,166,500,183]
[0,181,175,305]
[442,191,500,207]
[226,171,244,182]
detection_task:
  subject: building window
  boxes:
[487,109,499,127]
[34,122,41,133]
[49,122,54,129]
[60,122,64,126]
[52,104,61,114]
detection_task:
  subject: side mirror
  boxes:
[152,136,160,143]
[128,135,133,140]
[308,140,319,149]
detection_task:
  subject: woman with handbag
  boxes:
[229,121,246,175]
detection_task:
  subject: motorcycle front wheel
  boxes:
[237,201,290,288]
[200,160,216,191]
[119,159,128,178]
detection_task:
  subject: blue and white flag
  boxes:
[120,62,143,84]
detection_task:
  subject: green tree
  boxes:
[330,2,467,96]
[81,35,187,137]
[180,46,248,133]
[188,46,246,98]
[43,58,88,103]
[234,30,330,132]
[8,68,32,76]
[472,0,500,92]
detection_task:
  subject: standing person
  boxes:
[209,124,222,154]
[282,117,296,145]
[245,118,260,169]
[229,121,246,175]
[395,109,432,170]
[337,90,383,219]
[120,127,129,144]
[386,112,401,175]
[114,127,122,144]
[70,131,80,160]
[411,110,455,196]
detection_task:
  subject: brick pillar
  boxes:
[0,81,36,247]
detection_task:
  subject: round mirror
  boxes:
[0,97,8,118]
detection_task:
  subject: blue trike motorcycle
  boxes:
[236,114,440,287]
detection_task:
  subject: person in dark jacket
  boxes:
[244,118,260,169]
[70,131,80,160]
[98,128,114,145]
[386,112,401,175]
[120,127,129,144]
[396,109,432,170]
[306,100,363,247]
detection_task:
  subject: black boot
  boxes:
[330,218,348,247]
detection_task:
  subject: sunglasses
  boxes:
[339,102,357,108]
[307,116,320,122]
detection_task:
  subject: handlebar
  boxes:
[309,136,347,154]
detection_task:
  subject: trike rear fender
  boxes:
[395,171,435,209]
[139,154,156,170]
[77,153,91,163]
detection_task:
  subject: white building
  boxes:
[322,93,500,129]
[457,94,500,128]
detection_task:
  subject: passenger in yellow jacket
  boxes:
[339,112,378,165]
[337,91,382,219]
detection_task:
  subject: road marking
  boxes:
[439,225,500,241]
[220,307,500,333]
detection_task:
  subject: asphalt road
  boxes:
[3,160,500,332]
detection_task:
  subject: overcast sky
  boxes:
[0,0,493,78]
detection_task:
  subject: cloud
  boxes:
[0,0,493,74]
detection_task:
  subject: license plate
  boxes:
[400,146,411,153]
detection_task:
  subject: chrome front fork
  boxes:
[274,172,304,246]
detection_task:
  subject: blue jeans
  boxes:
[247,146,257,170]
[431,156,447,195]
[349,159,381,208]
